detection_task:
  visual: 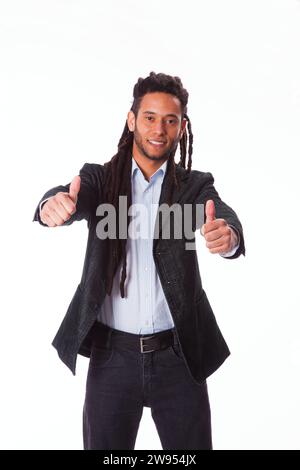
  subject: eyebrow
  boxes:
[142,111,179,119]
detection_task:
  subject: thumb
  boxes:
[205,199,216,223]
[69,175,81,203]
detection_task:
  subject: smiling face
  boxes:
[127,92,187,164]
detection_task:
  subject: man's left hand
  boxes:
[200,199,238,255]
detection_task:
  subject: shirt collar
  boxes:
[131,155,168,181]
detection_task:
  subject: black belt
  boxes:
[92,321,176,354]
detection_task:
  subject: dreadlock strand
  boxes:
[119,148,132,297]
[119,243,127,298]
[186,117,193,173]
[179,130,187,168]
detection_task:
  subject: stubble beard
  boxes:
[133,128,180,162]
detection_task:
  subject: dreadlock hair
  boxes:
[103,71,194,298]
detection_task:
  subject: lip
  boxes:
[147,139,167,146]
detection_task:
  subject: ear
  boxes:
[179,118,187,139]
[127,111,136,132]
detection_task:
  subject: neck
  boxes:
[132,146,168,181]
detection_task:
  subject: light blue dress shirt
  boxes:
[97,156,175,334]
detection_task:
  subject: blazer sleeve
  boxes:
[32,163,102,227]
[194,171,245,259]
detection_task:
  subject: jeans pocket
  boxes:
[170,342,184,360]
[89,344,115,370]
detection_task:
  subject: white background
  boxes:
[0,0,299,450]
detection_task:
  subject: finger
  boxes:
[41,214,57,227]
[202,218,227,236]
[59,194,76,215]
[69,175,81,203]
[205,199,216,223]
[49,200,71,222]
[205,230,223,243]
[209,244,229,254]
[46,207,65,225]
[204,225,230,242]
[206,238,226,250]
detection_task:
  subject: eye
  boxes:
[167,118,179,125]
[145,116,154,121]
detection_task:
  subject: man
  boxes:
[33,71,245,450]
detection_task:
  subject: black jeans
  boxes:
[83,323,212,450]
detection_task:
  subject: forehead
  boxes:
[139,92,182,116]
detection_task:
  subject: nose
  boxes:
[153,119,166,135]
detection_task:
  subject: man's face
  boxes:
[127,92,186,162]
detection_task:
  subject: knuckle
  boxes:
[55,192,66,203]
[61,193,70,202]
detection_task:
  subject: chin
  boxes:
[146,153,167,161]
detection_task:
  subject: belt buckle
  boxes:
[140,335,156,353]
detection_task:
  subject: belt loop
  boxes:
[172,328,179,346]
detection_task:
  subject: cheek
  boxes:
[170,130,181,141]
[136,122,149,136]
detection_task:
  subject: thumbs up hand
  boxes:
[200,199,237,254]
[40,176,81,227]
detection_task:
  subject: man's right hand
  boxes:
[40,176,81,227]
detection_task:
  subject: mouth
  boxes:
[147,139,167,147]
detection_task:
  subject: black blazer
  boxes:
[33,162,245,385]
